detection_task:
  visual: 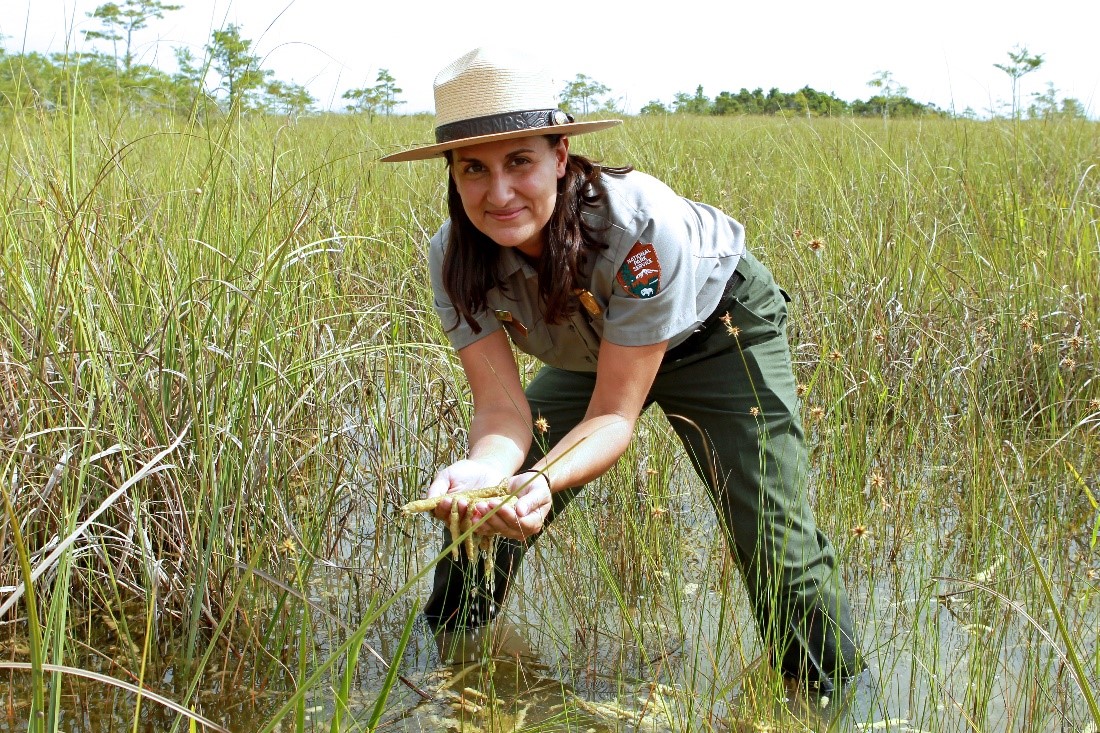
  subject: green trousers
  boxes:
[424,250,862,691]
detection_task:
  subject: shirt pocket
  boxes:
[503,317,554,360]
[557,310,602,370]
[572,294,604,344]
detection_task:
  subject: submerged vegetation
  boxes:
[0,106,1097,732]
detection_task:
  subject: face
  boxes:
[450,135,569,258]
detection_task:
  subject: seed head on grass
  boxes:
[719,312,740,338]
[278,538,298,558]
[749,406,761,418]
[869,472,886,490]
[796,383,809,398]
[534,416,550,434]
[1060,357,1076,371]
[808,406,825,422]
[1067,335,1085,351]
[850,524,871,539]
[1089,398,1100,412]
[808,238,824,252]
[1031,343,1044,355]
[828,349,843,363]
[793,228,803,239]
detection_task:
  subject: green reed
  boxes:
[0,105,1097,731]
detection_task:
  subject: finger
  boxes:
[510,474,540,498]
[515,517,541,540]
[516,505,549,538]
[506,514,539,541]
[431,495,453,522]
[472,501,513,535]
[513,490,546,518]
[473,504,517,538]
[427,472,451,498]
[472,513,502,536]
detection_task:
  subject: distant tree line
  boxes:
[1,10,1089,123]
[560,54,1088,121]
[0,0,318,115]
[635,83,943,119]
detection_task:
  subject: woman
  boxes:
[382,47,861,694]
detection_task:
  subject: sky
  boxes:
[3,0,1099,117]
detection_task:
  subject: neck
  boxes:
[515,246,541,266]
[516,235,545,260]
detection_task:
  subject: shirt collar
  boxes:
[498,247,539,280]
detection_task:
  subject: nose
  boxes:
[486,171,512,207]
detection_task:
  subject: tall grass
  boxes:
[1,107,1097,731]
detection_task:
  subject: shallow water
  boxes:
[4,454,1097,732]
[272,471,1099,731]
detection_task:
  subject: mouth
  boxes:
[486,207,524,222]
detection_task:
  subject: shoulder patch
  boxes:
[616,241,661,298]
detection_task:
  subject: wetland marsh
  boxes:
[1,112,1097,731]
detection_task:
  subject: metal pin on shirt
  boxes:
[494,309,528,337]
[573,289,601,317]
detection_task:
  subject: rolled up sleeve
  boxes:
[428,225,500,350]
[602,206,701,347]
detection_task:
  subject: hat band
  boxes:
[435,109,574,144]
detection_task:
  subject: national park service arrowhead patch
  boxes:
[616,241,661,298]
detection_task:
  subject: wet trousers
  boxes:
[424,250,862,690]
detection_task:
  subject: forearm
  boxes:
[461,410,635,542]
[466,405,532,476]
[453,336,664,541]
[525,411,635,492]
[521,339,665,493]
[450,330,532,479]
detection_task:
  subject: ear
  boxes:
[555,136,570,178]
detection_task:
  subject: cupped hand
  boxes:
[426,459,509,524]
[468,472,552,542]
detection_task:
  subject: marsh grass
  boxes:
[1,107,1097,732]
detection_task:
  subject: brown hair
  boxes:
[442,136,632,334]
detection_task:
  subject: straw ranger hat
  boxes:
[379,47,622,163]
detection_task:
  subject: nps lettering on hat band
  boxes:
[435,109,575,144]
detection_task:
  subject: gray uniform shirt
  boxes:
[429,170,745,373]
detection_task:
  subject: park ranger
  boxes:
[381,46,862,696]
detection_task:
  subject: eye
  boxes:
[461,162,485,175]
[509,156,531,167]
